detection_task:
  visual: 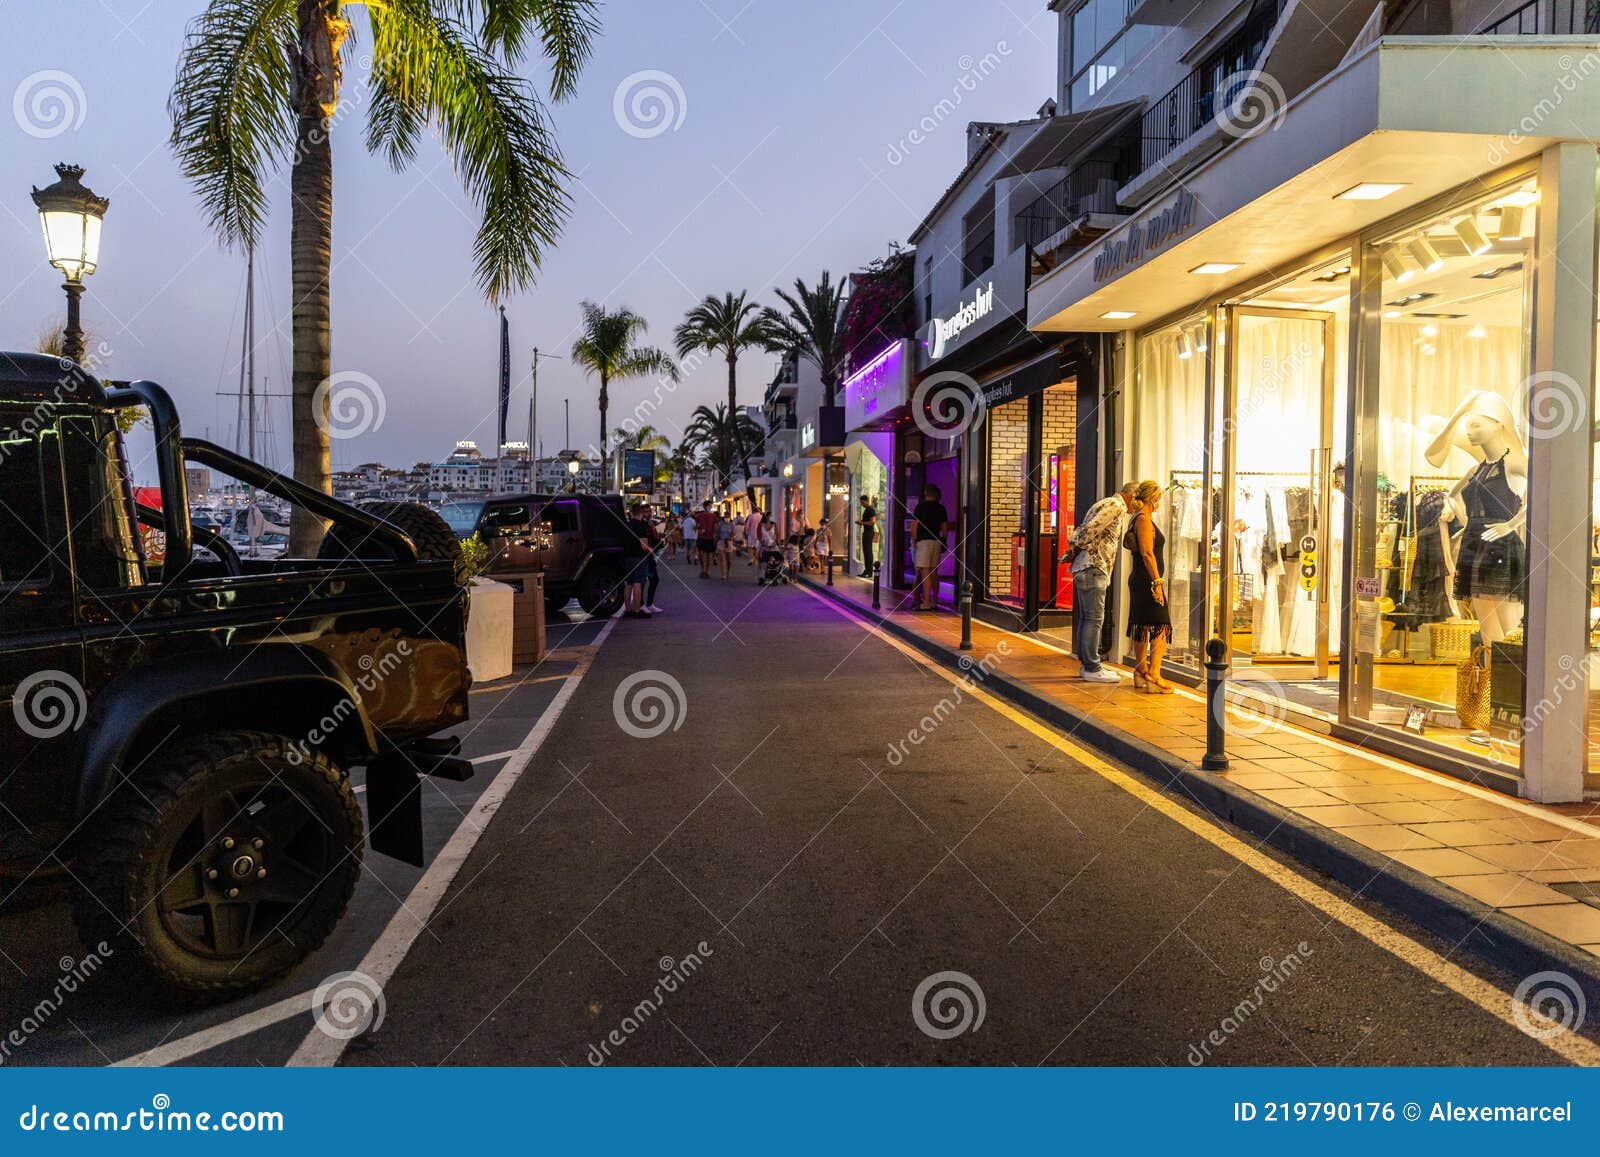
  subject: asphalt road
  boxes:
[3,561,1589,1067]
[328,563,1584,1067]
[0,607,610,1067]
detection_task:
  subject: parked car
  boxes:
[0,352,472,1002]
[452,492,633,616]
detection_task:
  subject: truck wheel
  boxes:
[576,566,624,616]
[74,731,362,1002]
[319,501,467,584]
[545,593,570,616]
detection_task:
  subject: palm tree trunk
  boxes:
[728,352,753,484]
[287,5,337,556]
[598,372,609,464]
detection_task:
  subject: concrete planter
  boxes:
[465,578,514,683]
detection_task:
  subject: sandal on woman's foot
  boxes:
[1131,664,1150,690]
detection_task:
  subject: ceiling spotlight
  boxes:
[1453,215,1492,255]
[1421,324,1439,337]
[1176,332,1194,359]
[1192,323,1209,353]
[1381,247,1413,284]
[1496,205,1532,240]
[1336,182,1407,201]
[1189,262,1240,275]
[1407,236,1444,274]
[1469,325,1487,339]
[1100,310,1136,319]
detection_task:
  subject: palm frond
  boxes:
[440,0,599,94]
[368,1,571,301]
[168,0,299,249]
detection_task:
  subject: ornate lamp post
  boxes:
[31,163,109,365]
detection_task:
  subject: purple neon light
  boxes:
[843,341,904,421]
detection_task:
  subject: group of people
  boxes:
[1064,479,1175,692]
[661,502,832,584]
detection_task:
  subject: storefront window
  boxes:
[849,442,888,577]
[1039,382,1077,609]
[1131,314,1210,668]
[1355,178,1535,764]
[985,395,1030,606]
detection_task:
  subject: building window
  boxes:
[962,190,995,284]
[1067,0,1154,110]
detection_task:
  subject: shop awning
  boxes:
[995,101,1143,179]
[1028,38,1600,333]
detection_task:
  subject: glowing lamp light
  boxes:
[32,163,108,282]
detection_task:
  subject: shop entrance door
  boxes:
[1217,306,1339,681]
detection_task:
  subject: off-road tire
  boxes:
[73,731,363,1003]
[319,500,467,584]
[576,565,624,616]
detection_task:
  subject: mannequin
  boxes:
[1425,391,1527,646]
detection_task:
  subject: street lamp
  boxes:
[31,163,108,366]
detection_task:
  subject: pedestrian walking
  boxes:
[622,501,655,618]
[645,507,665,614]
[1062,482,1137,683]
[680,511,698,566]
[664,514,683,560]
[744,508,765,566]
[1124,480,1175,693]
[716,511,736,579]
[856,498,878,578]
[692,499,719,579]
[910,484,948,611]
[816,520,831,569]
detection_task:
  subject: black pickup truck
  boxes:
[0,352,472,1001]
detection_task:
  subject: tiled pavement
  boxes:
[809,573,1600,962]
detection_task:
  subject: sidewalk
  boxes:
[806,572,1600,996]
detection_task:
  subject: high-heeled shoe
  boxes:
[1148,676,1176,695]
[1131,664,1150,690]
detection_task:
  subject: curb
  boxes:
[801,577,1600,1007]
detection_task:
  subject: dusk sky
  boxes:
[0,1,1055,480]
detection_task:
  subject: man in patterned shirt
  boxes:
[1063,482,1138,682]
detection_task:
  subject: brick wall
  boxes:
[985,397,1029,595]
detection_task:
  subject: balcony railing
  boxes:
[1013,158,1127,250]
[1139,4,1280,173]
[1479,0,1599,33]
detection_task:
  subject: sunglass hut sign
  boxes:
[1091,189,1197,283]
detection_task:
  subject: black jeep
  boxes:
[443,491,632,616]
[0,353,472,1001]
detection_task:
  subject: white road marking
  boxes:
[803,585,1600,1066]
[351,749,516,795]
[286,614,619,1067]
[110,623,615,1069]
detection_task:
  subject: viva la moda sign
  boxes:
[1091,189,1197,283]
[928,281,995,359]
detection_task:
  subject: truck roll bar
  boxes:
[106,379,191,576]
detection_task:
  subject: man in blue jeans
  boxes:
[1063,482,1137,683]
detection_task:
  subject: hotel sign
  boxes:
[1092,189,1197,283]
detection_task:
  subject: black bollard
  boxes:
[1201,637,1229,771]
[871,568,881,611]
[826,550,834,587]
[959,581,973,650]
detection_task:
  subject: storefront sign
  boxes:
[979,349,1066,408]
[844,340,912,431]
[928,281,995,359]
[800,421,816,451]
[1092,189,1197,283]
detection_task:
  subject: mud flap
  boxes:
[365,757,425,867]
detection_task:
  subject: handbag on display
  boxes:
[1455,644,1492,731]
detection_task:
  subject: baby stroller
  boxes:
[759,546,788,585]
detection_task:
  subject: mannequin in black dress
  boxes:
[1124,480,1175,693]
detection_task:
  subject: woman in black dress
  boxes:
[1125,480,1174,693]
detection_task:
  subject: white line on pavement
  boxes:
[801,584,1600,1066]
[111,622,616,1069]
[286,614,619,1067]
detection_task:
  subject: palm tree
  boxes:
[685,403,764,491]
[571,303,678,460]
[170,0,600,553]
[765,271,848,407]
[675,291,781,483]
[664,437,700,504]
